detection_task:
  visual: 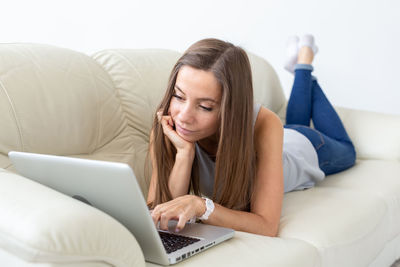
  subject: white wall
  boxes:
[2,0,399,115]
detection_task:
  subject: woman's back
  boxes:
[196,103,325,198]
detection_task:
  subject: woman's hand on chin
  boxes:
[158,111,195,155]
[150,195,206,233]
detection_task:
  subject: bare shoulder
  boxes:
[254,106,283,134]
[254,107,283,152]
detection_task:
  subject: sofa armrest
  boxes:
[0,169,145,267]
[336,107,400,161]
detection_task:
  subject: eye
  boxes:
[200,105,213,112]
[172,94,183,100]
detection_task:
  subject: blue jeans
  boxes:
[284,64,356,175]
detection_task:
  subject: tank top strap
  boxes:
[253,103,261,129]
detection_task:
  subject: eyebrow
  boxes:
[174,85,218,103]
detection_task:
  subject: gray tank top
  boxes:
[195,103,325,197]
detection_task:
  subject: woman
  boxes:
[146,35,356,237]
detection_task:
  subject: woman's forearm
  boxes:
[202,202,279,237]
[168,148,195,199]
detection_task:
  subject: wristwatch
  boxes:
[198,197,214,221]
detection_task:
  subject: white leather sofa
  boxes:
[0,43,399,267]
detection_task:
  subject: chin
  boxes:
[177,133,195,142]
[177,132,201,143]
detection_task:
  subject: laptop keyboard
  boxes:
[158,231,201,254]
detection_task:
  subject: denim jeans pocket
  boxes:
[315,137,356,175]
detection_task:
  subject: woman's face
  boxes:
[169,65,222,142]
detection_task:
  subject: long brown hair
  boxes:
[149,38,256,211]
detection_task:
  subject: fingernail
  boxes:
[175,228,180,233]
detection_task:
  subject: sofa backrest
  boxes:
[0,44,129,167]
[92,49,287,129]
[0,43,286,197]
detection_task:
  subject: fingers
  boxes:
[151,205,176,231]
[162,116,174,128]
[159,213,169,231]
[157,111,194,152]
[160,117,174,137]
[157,110,173,123]
[160,117,183,146]
[157,111,162,122]
[160,115,174,129]
[176,214,188,232]
[160,212,180,231]
[151,208,160,229]
[151,204,189,232]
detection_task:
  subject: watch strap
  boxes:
[198,197,214,221]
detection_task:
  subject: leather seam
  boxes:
[0,79,24,151]
[80,54,101,154]
[91,50,130,129]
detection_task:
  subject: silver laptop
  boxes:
[8,151,235,265]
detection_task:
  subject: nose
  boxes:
[177,103,195,125]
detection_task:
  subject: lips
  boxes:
[176,124,195,135]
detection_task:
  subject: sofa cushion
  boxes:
[335,107,400,161]
[0,169,145,267]
[0,248,112,267]
[368,232,400,267]
[146,232,320,267]
[317,159,400,239]
[0,43,127,160]
[279,179,390,267]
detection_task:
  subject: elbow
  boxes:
[259,217,280,237]
[270,227,279,237]
[261,227,279,237]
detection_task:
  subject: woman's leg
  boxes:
[285,37,317,126]
[287,64,352,144]
[311,79,352,143]
[284,43,356,175]
[285,64,313,126]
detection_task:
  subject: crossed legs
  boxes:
[284,37,356,175]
